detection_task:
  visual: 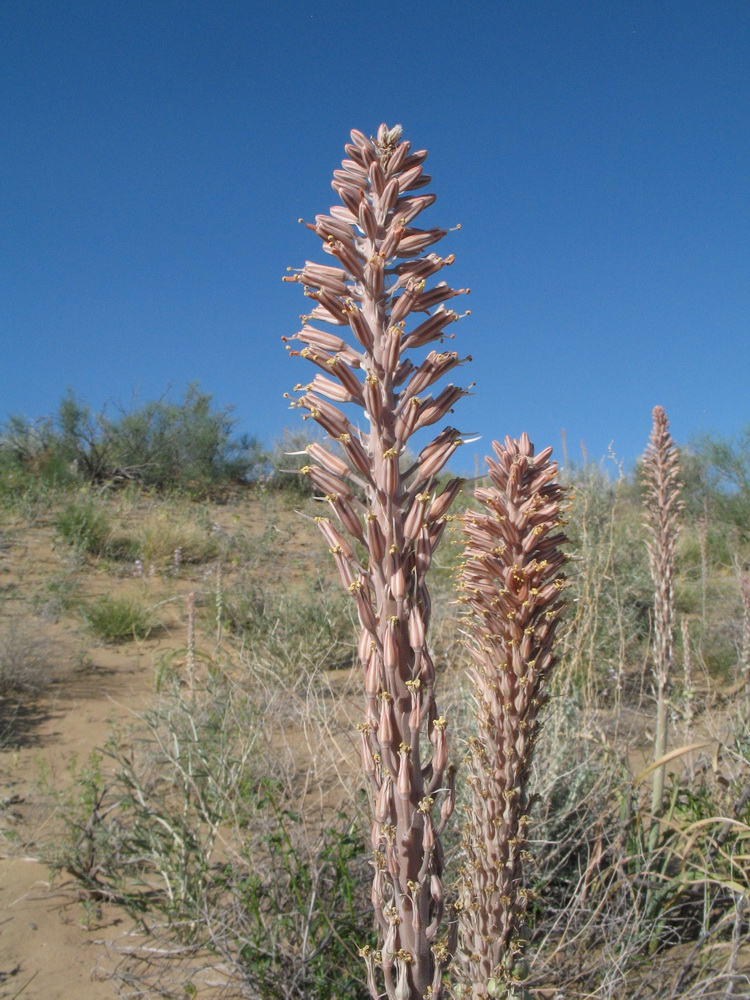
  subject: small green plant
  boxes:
[41,750,123,898]
[54,497,112,556]
[34,569,83,619]
[83,595,152,642]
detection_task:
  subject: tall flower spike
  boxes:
[642,406,683,843]
[455,436,568,997]
[285,126,471,1000]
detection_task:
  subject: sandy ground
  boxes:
[0,614,174,1000]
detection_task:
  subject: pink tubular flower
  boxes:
[455,436,568,997]
[285,124,472,1000]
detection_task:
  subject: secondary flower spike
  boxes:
[284,124,472,1000]
[642,405,683,839]
[455,436,568,998]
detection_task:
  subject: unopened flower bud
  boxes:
[383,623,399,672]
[375,773,393,823]
[408,606,425,651]
[397,750,411,800]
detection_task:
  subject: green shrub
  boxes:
[111,384,268,491]
[0,413,76,489]
[1,385,271,493]
[55,498,112,556]
[83,595,152,643]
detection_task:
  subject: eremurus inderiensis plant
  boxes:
[641,406,682,845]
[283,124,472,1000]
[454,436,568,999]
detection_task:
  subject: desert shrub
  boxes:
[1,385,270,493]
[678,522,737,576]
[54,496,113,556]
[263,428,323,497]
[83,595,153,643]
[0,623,55,745]
[111,384,268,491]
[687,427,750,539]
[0,623,52,695]
[0,413,76,489]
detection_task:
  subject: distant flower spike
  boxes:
[642,405,683,840]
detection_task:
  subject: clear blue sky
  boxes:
[2,1,748,474]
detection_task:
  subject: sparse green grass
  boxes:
[53,495,222,570]
[34,569,83,619]
[83,595,153,642]
[54,496,113,556]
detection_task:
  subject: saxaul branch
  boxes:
[641,405,683,842]
[454,436,568,999]
[284,124,472,1000]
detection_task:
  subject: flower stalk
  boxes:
[285,124,471,999]
[641,405,682,842]
[454,436,567,998]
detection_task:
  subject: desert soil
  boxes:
[1,634,160,998]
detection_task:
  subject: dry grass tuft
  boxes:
[0,622,53,696]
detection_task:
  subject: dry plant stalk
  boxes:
[186,589,196,697]
[680,615,695,781]
[738,564,750,684]
[284,124,471,999]
[455,436,567,998]
[697,508,708,628]
[642,405,682,834]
